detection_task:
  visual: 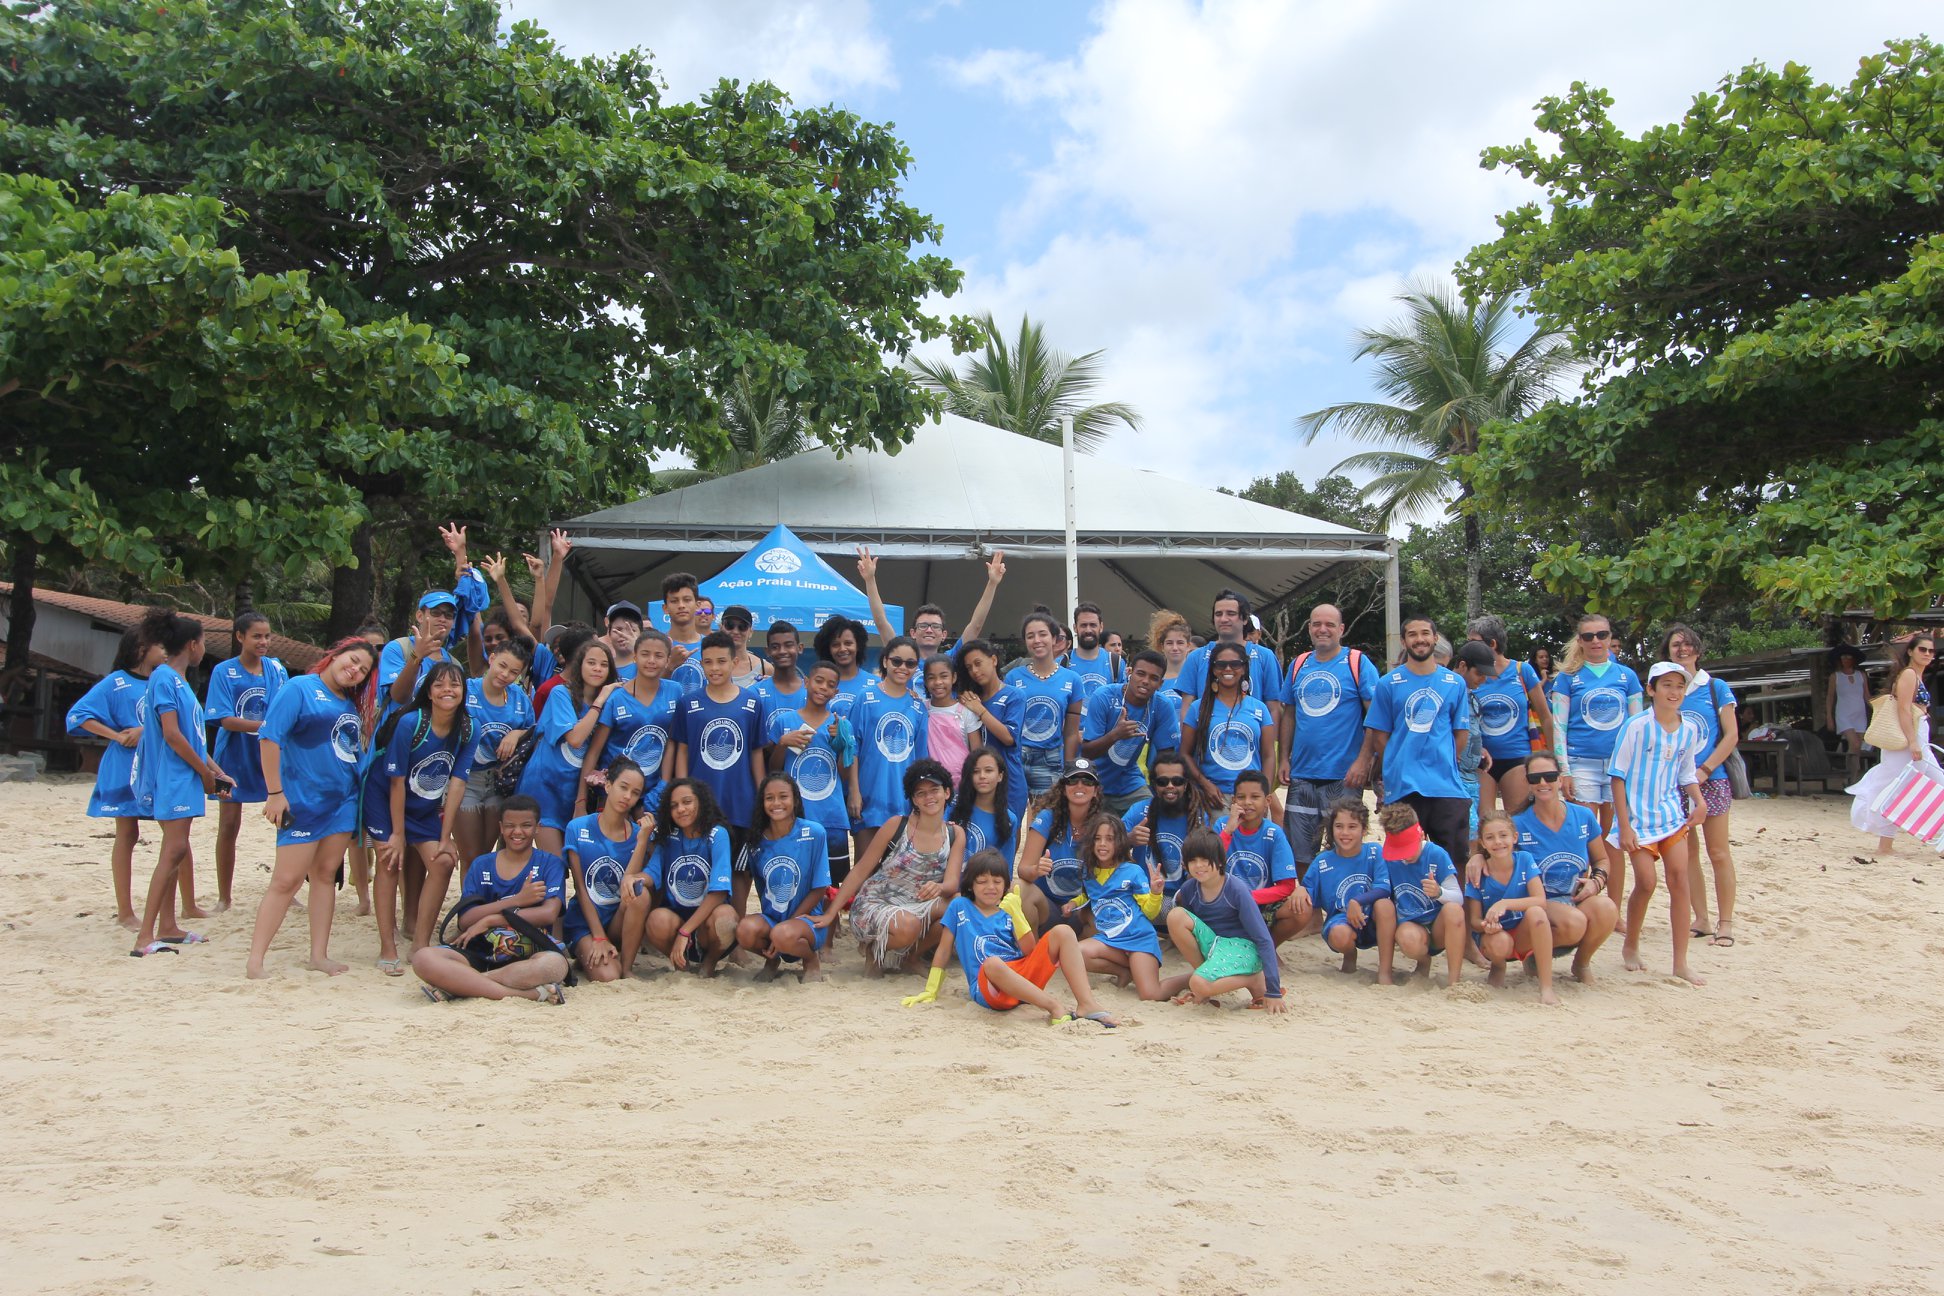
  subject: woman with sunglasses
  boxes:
[717,605,774,690]
[1848,634,1941,856]
[1511,750,1618,982]
[1180,642,1275,806]
[1662,624,1741,947]
[1016,760,1105,932]
[851,636,932,846]
[1550,614,1643,914]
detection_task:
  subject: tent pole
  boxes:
[1062,415,1078,624]
[1384,536,1402,665]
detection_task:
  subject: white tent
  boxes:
[555,414,1398,647]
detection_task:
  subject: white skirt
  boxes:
[1848,716,1936,837]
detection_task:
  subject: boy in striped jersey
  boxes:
[1608,662,1708,985]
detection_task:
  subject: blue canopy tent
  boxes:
[646,523,901,634]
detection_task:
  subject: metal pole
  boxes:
[1384,536,1402,666]
[1062,414,1079,624]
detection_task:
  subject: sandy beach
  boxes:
[2,776,1940,1294]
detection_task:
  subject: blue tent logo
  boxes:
[755,546,803,575]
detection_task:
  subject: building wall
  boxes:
[0,604,120,677]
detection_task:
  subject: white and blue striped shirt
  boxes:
[1604,710,1702,846]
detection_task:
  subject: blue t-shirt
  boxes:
[676,688,763,828]
[135,664,209,821]
[1124,798,1197,895]
[595,678,683,798]
[1551,662,1643,761]
[1182,694,1274,794]
[1062,649,1120,701]
[1082,862,1162,959]
[204,656,290,799]
[66,670,147,817]
[979,684,1029,821]
[1284,648,1376,782]
[754,675,808,733]
[377,637,454,722]
[1514,802,1602,899]
[464,677,535,773]
[852,684,931,824]
[958,802,1018,859]
[1175,642,1282,706]
[363,711,474,843]
[1681,674,1736,783]
[462,848,567,948]
[563,811,644,938]
[750,818,832,926]
[667,639,706,694]
[1466,851,1542,930]
[1212,815,1298,891]
[765,707,854,835]
[1003,664,1082,753]
[655,825,734,917]
[516,686,591,806]
[260,674,364,833]
[1378,840,1458,926]
[1473,659,1542,762]
[1303,843,1385,923]
[829,669,880,719]
[1027,807,1087,902]
[939,895,1025,1006]
[1365,665,1471,801]
[1081,685,1182,797]
[528,641,558,694]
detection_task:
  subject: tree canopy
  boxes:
[0,0,968,634]
[909,312,1140,453]
[1461,38,1944,622]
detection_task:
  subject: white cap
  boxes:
[1646,660,1690,685]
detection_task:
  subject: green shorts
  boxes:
[1188,913,1264,982]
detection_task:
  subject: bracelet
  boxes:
[266,788,283,795]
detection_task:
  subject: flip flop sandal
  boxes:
[534,982,567,1005]
[130,942,179,958]
[159,932,208,945]
[420,985,452,1004]
[376,957,406,977]
[1080,1011,1120,1029]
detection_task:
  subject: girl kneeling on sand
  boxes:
[1465,810,1558,1005]
[818,759,964,973]
[562,758,656,983]
[1073,812,1167,1001]
[738,772,834,983]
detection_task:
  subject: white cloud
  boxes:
[504,0,894,101]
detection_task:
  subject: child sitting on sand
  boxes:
[1159,827,1285,1013]
[1072,812,1167,1001]
[1302,798,1390,975]
[410,796,569,1005]
[905,850,1121,1027]
[1464,810,1557,1005]
[1375,801,1466,987]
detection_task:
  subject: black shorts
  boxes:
[1489,755,1527,778]
[1399,794,1472,871]
[726,824,759,874]
[826,829,855,886]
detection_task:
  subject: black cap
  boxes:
[605,600,643,625]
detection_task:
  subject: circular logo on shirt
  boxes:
[1046,853,1082,899]
[1391,875,1431,915]
[794,748,837,800]
[473,721,510,766]
[1020,696,1062,744]
[1583,686,1627,731]
[1479,693,1522,738]
[755,546,802,575]
[874,709,915,762]
[1537,850,1584,893]
[965,821,992,854]
[969,929,1013,965]
[584,853,625,908]
[1155,828,1185,883]
[1403,687,1443,734]
[1109,732,1145,767]
[760,855,800,911]
[1094,893,1138,939]
[1228,846,1267,889]
[330,712,361,765]
[1210,717,1256,772]
[407,750,455,800]
[667,853,709,908]
[622,723,668,771]
[1332,872,1366,911]
[558,736,587,767]
[1298,670,1342,718]
[237,683,268,722]
[700,717,744,771]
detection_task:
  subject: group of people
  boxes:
[68,526,1774,1014]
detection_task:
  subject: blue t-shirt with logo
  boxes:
[1551,662,1643,762]
[1466,850,1542,930]
[1063,649,1120,702]
[940,896,1024,1007]
[1680,674,1736,783]
[66,670,147,817]
[959,802,1018,859]
[852,684,931,824]
[562,811,644,941]
[980,684,1030,821]
[464,677,535,776]
[750,818,832,926]
[1174,642,1283,708]
[463,848,567,949]
[595,678,684,808]
[363,711,474,843]
[1081,861,1162,959]
[829,670,880,720]
[377,637,454,724]
[1081,685,1182,798]
[654,825,734,917]
[134,663,209,822]
[1304,842,1385,925]
[1123,797,1196,896]
[1211,814,1299,891]
[1182,694,1274,794]
[515,686,592,829]
[260,674,364,837]
[204,656,290,800]
[754,675,807,733]
[1514,802,1602,899]
[1365,665,1471,801]
[1472,659,1542,762]
[676,688,763,828]
[1378,840,1458,926]
[1284,648,1376,782]
[1027,807,1087,902]
[1003,664,1083,753]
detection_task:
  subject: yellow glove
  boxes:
[997,891,1032,941]
[901,966,945,1008]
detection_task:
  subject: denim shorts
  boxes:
[1021,745,1064,798]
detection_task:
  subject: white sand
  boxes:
[2,777,1940,1294]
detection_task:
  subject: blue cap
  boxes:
[418,590,458,611]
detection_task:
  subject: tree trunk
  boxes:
[325,521,374,642]
[387,566,414,641]
[1463,505,1483,623]
[232,576,255,616]
[4,532,39,705]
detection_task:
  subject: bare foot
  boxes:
[754,960,784,984]
[1539,987,1560,1006]
[181,903,210,920]
[210,899,232,915]
[1622,945,1645,972]
[800,964,827,983]
[117,913,141,932]
[1673,963,1707,987]
[1487,964,1507,988]
[1613,918,1628,937]
[1572,960,1598,985]
[1170,989,1197,1006]
[1376,972,1395,986]
[1465,948,1490,970]
[700,948,725,977]
[245,962,269,980]
[354,899,373,917]
[157,925,187,941]
[305,956,349,977]
[1338,952,1357,974]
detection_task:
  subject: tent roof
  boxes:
[556,414,1390,639]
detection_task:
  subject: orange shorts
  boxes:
[975,939,1059,1010]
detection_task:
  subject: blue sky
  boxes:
[508,0,1922,504]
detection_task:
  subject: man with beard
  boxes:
[1364,616,1473,868]
[1121,750,1220,908]
[1080,651,1181,815]
[855,546,1009,658]
[1277,603,1378,874]
[1172,589,1283,726]
[1063,602,1123,700]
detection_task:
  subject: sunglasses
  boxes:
[883,655,918,669]
[1529,770,1561,783]
[1063,774,1100,786]
[1212,659,1247,671]
[722,620,752,632]
[1578,629,1611,642]
[1151,775,1188,787]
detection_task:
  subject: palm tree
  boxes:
[653,370,810,488]
[908,312,1141,453]
[1297,279,1574,619]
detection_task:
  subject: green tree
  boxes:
[0,173,458,689]
[652,370,810,488]
[1295,279,1574,620]
[909,312,1140,452]
[2,0,969,637]
[1461,38,1944,622]
[1225,473,1388,651]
